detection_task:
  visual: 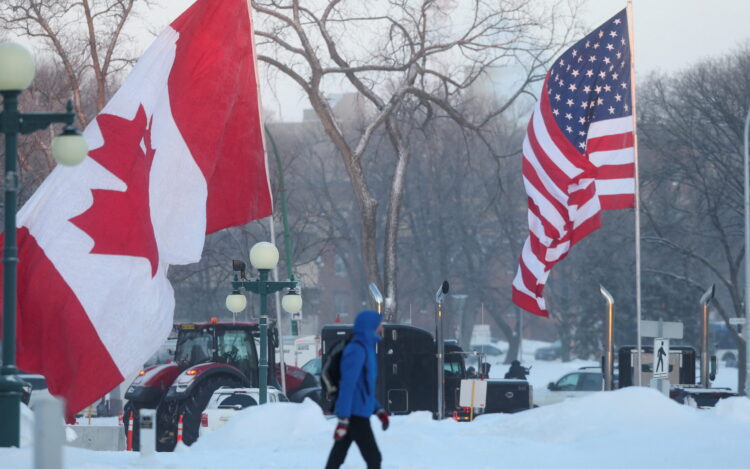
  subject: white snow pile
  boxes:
[2,389,750,469]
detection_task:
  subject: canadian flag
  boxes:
[0,0,271,419]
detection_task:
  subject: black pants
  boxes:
[325,416,381,469]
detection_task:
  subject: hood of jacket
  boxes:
[352,310,382,345]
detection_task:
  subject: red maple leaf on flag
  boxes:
[70,105,159,276]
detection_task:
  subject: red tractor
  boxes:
[124,320,320,451]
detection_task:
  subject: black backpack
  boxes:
[321,338,363,411]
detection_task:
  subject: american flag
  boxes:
[512,9,635,317]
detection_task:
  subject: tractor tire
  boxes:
[122,402,140,451]
[155,396,181,452]
[156,376,241,450]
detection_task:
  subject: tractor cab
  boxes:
[173,322,263,384]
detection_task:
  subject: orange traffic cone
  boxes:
[126,413,134,451]
[176,414,184,444]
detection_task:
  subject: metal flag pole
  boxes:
[627,0,643,386]
[268,217,287,395]
[743,104,750,396]
[247,0,286,395]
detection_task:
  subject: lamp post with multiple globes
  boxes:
[0,42,88,447]
[226,242,301,404]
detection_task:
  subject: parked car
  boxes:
[469,344,504,357]
[534,341,562,361]
[199,387,288,436]
[301,357,321,383]
[534,367,604,406]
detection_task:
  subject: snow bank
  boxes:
[20,402,34,448]
[193,398,328,450]
[2,391,749,469]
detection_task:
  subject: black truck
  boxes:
[321,323,532,417]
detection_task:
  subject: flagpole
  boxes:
[627,1,643,386]
[743,105,750,396]
[246,0,287,395]
[269,217,288,395]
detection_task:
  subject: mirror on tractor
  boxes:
[709,355,717,382]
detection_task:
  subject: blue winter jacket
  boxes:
[335,310,383,419]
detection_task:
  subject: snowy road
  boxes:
[3,387,750,469]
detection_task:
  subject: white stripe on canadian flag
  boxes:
[0,0,271,419]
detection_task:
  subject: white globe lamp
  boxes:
[225,293,247,313]
[51,128,88,166]
[282,292,302,314]
[249,242,279,270]
[0,43,36,91]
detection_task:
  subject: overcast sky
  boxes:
[119,1,750,121]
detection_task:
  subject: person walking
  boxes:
[325,310,389,469]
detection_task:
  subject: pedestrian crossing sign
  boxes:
[653,338,670,379]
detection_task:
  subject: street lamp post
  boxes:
[226,242,301,404]
[699,284,715,389]
[0,42,88,448]
[599,285,615,391]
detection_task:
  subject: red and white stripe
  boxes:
[588,116,635,210]
[0,0,270,419]
[512,76,635,317]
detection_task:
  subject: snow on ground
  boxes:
[4,388,750,469]
[713,365,741,392]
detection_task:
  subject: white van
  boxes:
[292,335,320,367]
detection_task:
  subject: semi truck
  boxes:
[320,323,532,417]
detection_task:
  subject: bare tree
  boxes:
[1,0,150,218]
[252,0,581,318]
[1,0,146,124]
[638,45,750,393]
